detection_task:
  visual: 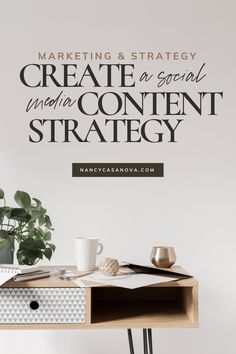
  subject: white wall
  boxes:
[1,1,236,353]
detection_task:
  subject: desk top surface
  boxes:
[2,265,198,288]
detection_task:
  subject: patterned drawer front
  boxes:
[0,288,86,324]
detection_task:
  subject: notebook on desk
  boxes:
[13,270,50,282]
[0,265,21,286]
[0,265,50,286]
[126,262,192,279]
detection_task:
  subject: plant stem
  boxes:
[7,217,10,231]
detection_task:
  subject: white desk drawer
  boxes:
[0,288,86,324]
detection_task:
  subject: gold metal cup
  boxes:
[150,246,176,268]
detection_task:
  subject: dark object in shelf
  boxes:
[127,263,192,279]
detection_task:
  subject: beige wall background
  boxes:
[1,0,236,353]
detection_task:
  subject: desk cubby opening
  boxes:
[90,286,197,328]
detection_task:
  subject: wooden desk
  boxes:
[0,266,198,353]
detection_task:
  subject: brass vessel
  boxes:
[151,246,176,268]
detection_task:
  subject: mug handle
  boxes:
[97,242,103,255]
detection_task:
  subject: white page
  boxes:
[81,272,178,289]
[73,278,102,288]
[0,266,20,286]
[0,273,16,287]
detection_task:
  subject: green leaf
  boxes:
[10,208,31,222]
[14,191,31,208]
[30,209,43,221]
[36,228,45,238]
[47,243,56,252]
[44,247,52,260]
[18,237,45,251]
[0,188,4,199]
[45,215,52,228]
[45,231,51,241]
[34,239,46,249]
[0,206,12,218]
[18,239,31,250]
[16,248,43,265]
[27,219,35,229]
[32,198,42,207]
[38,215,45,226]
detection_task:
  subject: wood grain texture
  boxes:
[0,265,199,329]
[3,266,198,288]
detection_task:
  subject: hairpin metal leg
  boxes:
[127,329,135,354]
[143,329,148,354]
[148,329,153,354]
[127,328,154,354]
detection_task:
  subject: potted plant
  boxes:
[0,188,55,265]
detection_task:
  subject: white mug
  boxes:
[75,237,103,271]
